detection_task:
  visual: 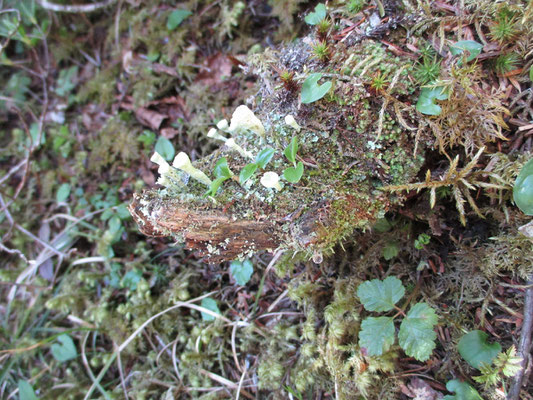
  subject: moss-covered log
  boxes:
[129,35,430,262]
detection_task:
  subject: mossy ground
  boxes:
[1,1,532,399]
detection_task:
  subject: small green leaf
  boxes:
[416,87,448,116]
[301,73,332,104]
[529,65,533,82]
[359,316,395,356]
[382,242,399,260]
[18,380,38,400]
[155,136,175,161]
[239,163,258,184]
[449,40,483,63]
[121,269,142,291]
[442,379,483,400]
[513,158,533,215]
[373,218,392,233]
[207,176,228,197]
[55,66,78,97]
[201,297,220,321]
[214,157,233,179]
[284,137,299,165]
[230,259,254,285]
[56,183,71,203]
[167,9,192,30]
[357,276,405,312]
[305,3,326,25]
[138,130,156,147]
[398,303,438,361]
[51,334,77,362]
[283,161,304,183]
[255,147,275,169]
[458,330,501,369]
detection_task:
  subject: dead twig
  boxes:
[508,274,533,400]
[36,0,117,13]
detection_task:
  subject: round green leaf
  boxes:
[359,316,395,356]
[155,136,175,161]
[18,380,38,400]
[167,9,192,30]
[357,276,405,312]
[416,87,448,116]
[457,330,501,369]
[449,40,483,63]
[51,334,77,362]
[201,298,220,321]
[230,259,254,286]
[513,158,533,215]
[443,379,483,400]
[283,161,304,183]
[305,3,326,25]
[301,73,332,104]
[56,183,71,203]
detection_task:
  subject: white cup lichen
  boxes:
[228,105,265,137]
[207,127,227,143]
[284,115,301,132]
[172,152,212,186]
[216,119,229,131]
[225,138,254,159]
[260,172,282,191]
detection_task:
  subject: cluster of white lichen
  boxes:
[151,105,302,193]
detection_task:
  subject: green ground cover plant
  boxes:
[1,0,532,399]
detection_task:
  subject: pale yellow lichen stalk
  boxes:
[225,138,254,159]
[284,115,301,132]
[228,105,265,137]
[150,152,183,187]
[216,119,229,132]
[207,128,227,143]
[172,152,212,186]
[260,172,282,191]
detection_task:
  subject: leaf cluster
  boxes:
[357,277,438,361]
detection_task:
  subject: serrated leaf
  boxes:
[357,276,405,312]
[167,9,192,30]
[230,259,254,286]
[458,330,501,369]
[449,40,483,63]
[201,297,220,321]
[398,303,438,361]
[305,3,326,25]
[416,87,449,116]
[239,163,258,184]
[442,379,483,400]
[51,334,77,362]
[214,157,233,179]
[18,380,38,400]
[283,161,304,183]
[155,136,175,161]
[373,218,392,233]
[382,242,399,260]
[301,73,332,104]
[284,137,299,164]
[255,147,275,169]
[56,183,71,203]
[359,316,395,356]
